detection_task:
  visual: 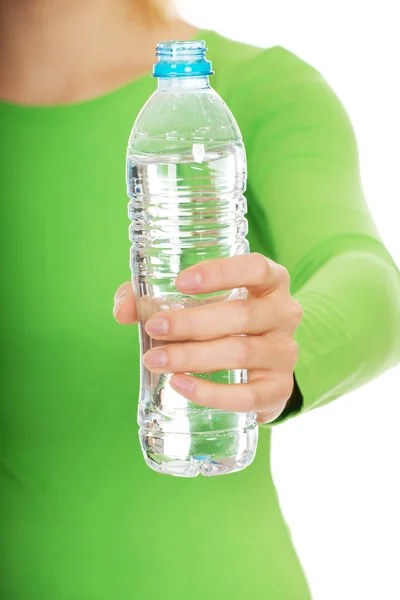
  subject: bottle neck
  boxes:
[157,76,210,92]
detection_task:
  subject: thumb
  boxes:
[113,282,138,324]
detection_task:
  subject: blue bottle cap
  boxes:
[153,40,213,78]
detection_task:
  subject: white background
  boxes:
[177,1,400,598]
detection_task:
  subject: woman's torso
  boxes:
[0,31,311,599]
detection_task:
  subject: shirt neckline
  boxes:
[0,29,212,114]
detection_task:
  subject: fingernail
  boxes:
[170,375,195,396]
[146,317,169,335]
[176,270,202,291]
[143,350,168,368]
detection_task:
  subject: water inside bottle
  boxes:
[127,142,258,477]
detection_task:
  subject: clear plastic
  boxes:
[126,74,258,477]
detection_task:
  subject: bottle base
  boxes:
[139,427,258,477]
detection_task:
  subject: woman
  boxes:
[0,1,399,599]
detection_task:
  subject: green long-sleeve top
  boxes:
[1,30,399,600]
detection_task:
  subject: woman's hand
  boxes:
[113,254,303,423]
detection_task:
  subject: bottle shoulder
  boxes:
[129,85,242,155]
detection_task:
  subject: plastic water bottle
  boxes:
[126,41,258,477]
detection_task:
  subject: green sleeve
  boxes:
[226,46,400,418]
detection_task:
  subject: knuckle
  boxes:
[267,375,293,405]
[218,259,229,283]
[246,387,260,412]
[248,381,267,412]
[279,376,295,402]
[273,331,290,355]
[181,344,196,372]
[252,252,271,280]
[277,265,290,286]
[253,375,293,420]
[275,334,299,363]
[232,337,251,366]
[161,343,175,368]
[235,301,253,331]
[279,297,303,330]
[167,342,189,372]
[290,299,304,323]
[203,385,219,408]
[184,308,198,337]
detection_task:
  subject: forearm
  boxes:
[285,249,400,417]
[220,45,400,419]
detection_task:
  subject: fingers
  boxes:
[143,333,299,373]
[145,295,302,341]
[113,254,299,330]
[113,282,137,324]
[169,371,294,419]
[175,253,290,297]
